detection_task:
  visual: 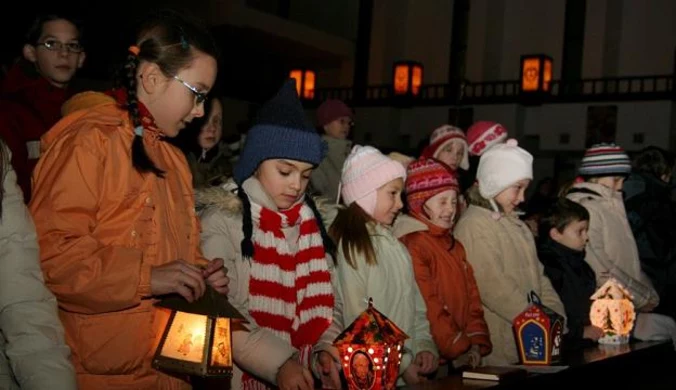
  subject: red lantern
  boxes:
[513,292,564,365]
[334,299,409,390]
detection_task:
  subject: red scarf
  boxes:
[106,88,161,138]
[242,199,334,390]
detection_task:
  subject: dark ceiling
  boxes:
[3,0,347,103]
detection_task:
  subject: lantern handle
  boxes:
[528,291,542,305]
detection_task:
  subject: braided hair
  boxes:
[238,187,336,263]
[118,9,218,176]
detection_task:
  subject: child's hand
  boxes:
[276,358,313,390]
[452,353,469,369]
[317,351,341,389]
[402,362,426,385]
[466,345,482,368]
[583,325,605,341]
[202,258,229,295]
[415,351,438,374]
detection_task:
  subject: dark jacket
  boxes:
[624,171,676,318]
[0,62,69,202]
[537,236,597,351]
[186,143,233,188]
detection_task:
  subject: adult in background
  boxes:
[624,146,676,319]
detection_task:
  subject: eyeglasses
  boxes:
[36,39,84,54]
[173,75,207,105]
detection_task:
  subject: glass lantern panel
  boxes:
[159,311,208,363]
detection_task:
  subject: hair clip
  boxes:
[128,45,140,56]
[134,126,144,136]
[180,35,189,50]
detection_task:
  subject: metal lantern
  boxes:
[153,287,244,378]
[393,61,423,97]
[289,69,316,100]
[520,54,553,93]
[334,299,409,390]
[590,279,636,345]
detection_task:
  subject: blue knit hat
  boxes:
[233,80,327,185]
[579,143,631,177]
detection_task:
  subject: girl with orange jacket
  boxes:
[395,158,492,369]
[29,11,228,390]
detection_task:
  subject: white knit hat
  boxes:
[477,139,533,200]
[340,145,407,217]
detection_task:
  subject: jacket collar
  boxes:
[571,181,619,200]
[411,212,451,237]
[243,177,281,211]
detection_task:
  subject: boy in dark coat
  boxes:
[537,199,604,351]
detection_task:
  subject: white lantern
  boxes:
[589,279,636,344]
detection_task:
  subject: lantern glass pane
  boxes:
[521,58,541,91]
[412,66,423,96]
[393,65,410,95]
[543,59,552,91]
[304,71,316,99]
[350,351,375,389]
[159,311,207,363]
[210,318,233,367]
[289,70,303,96]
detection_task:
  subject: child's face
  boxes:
[422,189,457,229]
[197,99,223,151]
[436,141,464,170]
[24,19,85,88]
[550,219,589,251]
[144,51,217,137]
[324,116,352,140]
[592,176,625,192]
[373,178,404,225]
[494,179,530,214]
[256,159,313,210]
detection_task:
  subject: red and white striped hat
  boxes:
[421,125,469,170]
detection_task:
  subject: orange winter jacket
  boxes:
[29,93,202,390]
[396,215,492,360]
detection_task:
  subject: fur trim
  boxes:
[391,214,428,239]
[195,185,242,215]
[465,184,494,211]
[195,180,337,220]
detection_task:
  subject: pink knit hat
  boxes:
[316,99,353,127]
[340,145,407,217]
[421,125,469,170]
[467,121,508,156]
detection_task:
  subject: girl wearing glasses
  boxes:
[29,10,229,390]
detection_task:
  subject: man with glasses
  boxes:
[0,14,85,203]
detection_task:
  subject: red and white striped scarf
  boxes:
[242,199,334,390]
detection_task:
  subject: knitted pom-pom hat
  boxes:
[340,145,406,217]
[234,79,326,185]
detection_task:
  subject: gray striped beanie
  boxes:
[579,143,631,177]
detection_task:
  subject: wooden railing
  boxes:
[308,74,675,107]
